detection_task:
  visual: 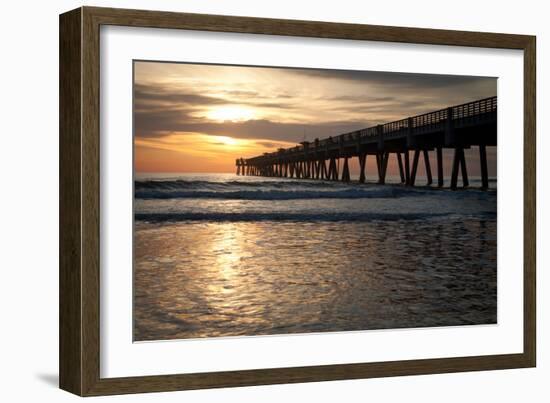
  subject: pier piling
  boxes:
[423,150,433,186]
[479,145,489,189]
[397,153,405,183]
[436,147,444,187]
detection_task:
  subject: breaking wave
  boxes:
[134,179,435,201]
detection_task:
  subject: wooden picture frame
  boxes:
[59,6,536,396]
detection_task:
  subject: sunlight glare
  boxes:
[216,136,239,146]
[206,106,256,122]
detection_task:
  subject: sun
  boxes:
[205,106,256,122]
[216,136,239,146]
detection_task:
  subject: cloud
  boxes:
[134,84,228,107]
[135,83,299,108]
[221,89,260,97]
[255,141,278,149]
[135,111,372,143]
[292,68,496,90]
[134,63,496,146]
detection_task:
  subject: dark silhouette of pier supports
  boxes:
[404,151,411,185]
[342,157,351,182]
[358,153,367,183]
[236,158,245,175]
[376,152,389,184]
[409,150,420,186]
[241,145,482,190]
[450,147,469,190]
[423,150,433,186]
[479,145,489,189]
[436,147,444,187]
[328,157,338,181]
[397,153,405,183]
[320,159,328,179]
[406,149,433,187]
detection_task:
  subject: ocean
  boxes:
[133,173,497,341]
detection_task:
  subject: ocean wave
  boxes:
[135,211,496,223]
[134,179,435,200]
[136,179,349,190]
[135,188,425,200]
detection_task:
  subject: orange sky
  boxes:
[134,62,497,175]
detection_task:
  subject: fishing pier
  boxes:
[236,96,497,189]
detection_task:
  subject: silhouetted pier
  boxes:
[236,96,496,189]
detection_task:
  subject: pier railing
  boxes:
[248,96,496,160]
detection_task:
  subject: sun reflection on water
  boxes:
[209,224,244,295]
[134,218,497,341]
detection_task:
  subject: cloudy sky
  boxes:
[134,61,496,174]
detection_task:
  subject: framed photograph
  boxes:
[59,6,536,396]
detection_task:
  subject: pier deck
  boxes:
[236,96,497,189]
